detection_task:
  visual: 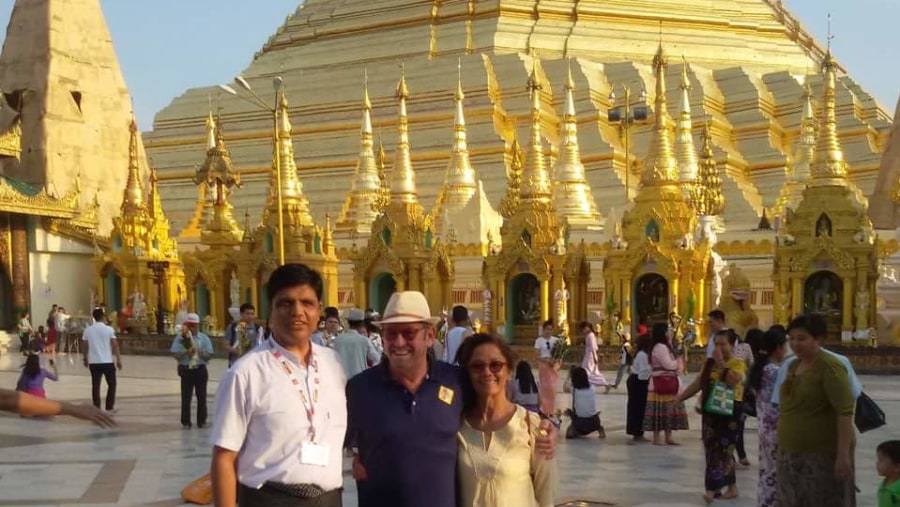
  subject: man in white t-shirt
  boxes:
[211,263,346,507]
[441,305,472,365]
[82,308,122,412]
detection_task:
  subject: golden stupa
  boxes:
[141,0,893,329]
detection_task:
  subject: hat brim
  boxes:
[373,316,442,327]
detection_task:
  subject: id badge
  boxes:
[300,442,330,467]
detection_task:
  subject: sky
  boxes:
[0,0,898,130]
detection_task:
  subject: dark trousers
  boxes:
[238,484,342,507]
[89,363,117,410]
[735,411,747,460]
[626,374,649,437]
[180,365,208,426]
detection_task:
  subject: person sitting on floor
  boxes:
[564,366,605,439]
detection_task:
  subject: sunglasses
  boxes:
[467,361,506,374]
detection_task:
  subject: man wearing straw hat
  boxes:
[347,291,556,507]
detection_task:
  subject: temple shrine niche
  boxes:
[349,68,453,313]
[773,51,879,342]
[603,46,713,341]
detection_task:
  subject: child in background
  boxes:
[31,326,47,353]
[16,354,58,399]
[878,440,900,507]
[564,366,605,439]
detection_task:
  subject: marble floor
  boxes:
[0,352,896,507]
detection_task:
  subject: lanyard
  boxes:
[269,339,320,440]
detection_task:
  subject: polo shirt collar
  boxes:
[267,336,306,367]
[379,356,439,386]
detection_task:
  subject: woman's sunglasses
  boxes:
[467,361,506,374]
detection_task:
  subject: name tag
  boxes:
[438,385,455,405]
[300,442,330,467]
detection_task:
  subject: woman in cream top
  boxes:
[456,333,557,507]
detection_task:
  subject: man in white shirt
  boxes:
[211,264,346,507]
[82,308,122,413]
[705,309,726,358]
[441,305,472,365]
[331,309,381,379]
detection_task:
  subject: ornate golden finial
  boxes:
[676,56,699,184]
[641,43,679,186]
[691,122,724,216]
[434,58,477,222]
[499,137,524,218]
[121,114,146,216]
[520,59,552,202]
[338,72,385,231]
[809,24,848,185]
[389,64,419,204]
[552,58,601,224]
[205,110,216,151]
[793,79,817,182]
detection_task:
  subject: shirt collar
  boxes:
[379,356,438,386]
[882,478,900,494]
[267,336,307,367]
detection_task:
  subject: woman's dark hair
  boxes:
[456,333,516,411]
[22,354,40,378]
[635,334,653,355]
[570,366,590,390]
[542,319,553,329]
[723,328,739,346]
[515,360,538,394]
[651,322,672,353]
[748,328,787,392]
[744,328,764,356]
[787,314,828,339]
[266,263,324,306]
[579,321,593,333]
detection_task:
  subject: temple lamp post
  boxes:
[607,84,649,203]
[219,76,286,266]
[147,260,169,335]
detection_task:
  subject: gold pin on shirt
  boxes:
[438,385,455,405]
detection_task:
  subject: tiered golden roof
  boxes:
[691,124,725,217]
[642,46,680,187]
[337,75,385,235]
[521,64,553,203]
[433,62,478,227]
[194,113,243,247]
[551,61,602,229]
[809,52,849,187]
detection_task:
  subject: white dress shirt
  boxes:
[211,338,347,490]
[631,351,652,380]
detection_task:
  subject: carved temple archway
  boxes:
[507,273,541,340]
[634,273,669,328]
[100,264,123,314]
[369,272,397,315]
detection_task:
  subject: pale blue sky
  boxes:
[0,0,897,129]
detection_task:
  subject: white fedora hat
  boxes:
[375,291,442,326]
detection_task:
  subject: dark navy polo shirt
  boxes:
[346,360,465,507]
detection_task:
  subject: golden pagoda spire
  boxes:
[640,44,679,186]
[691,123,724,216]
[264,88,314,227]
[338,72,385,232]
[520,61,552,202]
[121,115,146,216]
[809,50,848,185]
[389,63,419,204]
[434,59,477,219]
[205,111,216,151]
[791,80,818,185]
[551,59,601,225]
[675,57,699,184]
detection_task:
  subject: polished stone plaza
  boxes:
[0,351,896,507]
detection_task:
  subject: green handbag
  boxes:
[704,379,735,416]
